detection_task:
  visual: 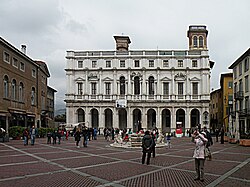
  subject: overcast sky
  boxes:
[1,0,249,109]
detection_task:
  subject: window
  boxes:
[134,60,140,67]
[120,76,125,95]
[245,97,249,110]
[163,82,169,95]
[192,82,198,95]
[4,52,10,63]
[19,82,24,102]
[178,82,183,95]
[163,60,169,67]
[3,75,9,98]
[199,36,204,47]
[120,60,125,67]
[31,87,36,105]
[92,61,97,68]
[78,83,83,95]
[192,60,197,67]
[178,60,183,67]
[245,76,249,92]
[239,62,242,76]
[78,61,83,68]
[20,62,25,71]
[239,80,243,92]
[134,76,140,95]
[106,60,111,68]
[91,83,97,95]
[244,58,249,72]
[12,58,18,67]
[233,67,237,79]
[149,60,154,67]
[32,69,36,78]
[228,81,233,88]
[193,36,198,47]
[148,76,154,95]
[105,82,111,95]
[11,79,17,100]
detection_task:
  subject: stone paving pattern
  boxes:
[0,136,249,187]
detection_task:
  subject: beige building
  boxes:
[229,48,250,139]
[0,37,55,132]
[65,25,214,133]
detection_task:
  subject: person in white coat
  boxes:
[192,130,208,182]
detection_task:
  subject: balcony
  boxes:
[234,91,244,100]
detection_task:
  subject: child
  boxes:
[166,133,171,148]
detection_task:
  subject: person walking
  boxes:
[151,131,156,158]
[52,130,57,145]
[141,130,154,165]
[192,130,208,182]
[74,128,81,148]
[29,126,37,145]
[23,128,29,146]
[203,126,213,160]
[165,133,171,148]
[220,126,225,144]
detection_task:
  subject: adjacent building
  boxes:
[65,25,214,133]
[229,48,250,139]
[0,37,56,132]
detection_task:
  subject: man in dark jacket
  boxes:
[142,130,154,165]
[204,126,213,160]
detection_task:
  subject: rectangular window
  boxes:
[105,82,111,95]
[244,58,249,72]
[12,58,18,67]
[134,60,140,67]
[239,62,242,76]
[192,82,198,95]
[233,67,237,79]
[192,60,197,67]
[20,62,25,71]
[4,52,10,63]
[91,83,96,95]
[106,60,111,68]
[149,60,154,67]
[163,83,169,95]
[78,83,83,95]
[163,60,169,67]
[92,61,97,68]
[32,69,36,78]
[178,82,183,95]
[245,76,249,92]
[78,61,83,68]
[228,81,233,88]
[120,60,125,67]
[178,60,183,67]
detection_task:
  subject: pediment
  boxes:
[102,77,113,81]
[160,77,172,81]
[75,77,85,81]
[189,77,201,81]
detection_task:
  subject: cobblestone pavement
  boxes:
[0,136,249,187]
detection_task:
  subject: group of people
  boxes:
[22,126,38,146]
[74,126,98,148]
[47,128,69,145]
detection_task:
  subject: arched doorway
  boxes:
[190,109,200,129]
[118,108,127,130]
[133,109,141,132]
[104,108,113,128]
[162,109,171,133]
[77,108,85,123]
[91,108,99,128]
[147,109,156,130]
[176,109,185,129]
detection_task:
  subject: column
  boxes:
[113,108,119,129]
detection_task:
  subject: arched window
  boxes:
[148,76,154,95]
[134,76,140,95]
[31,87,36,105]
[19,82,24,102]
[12,79,17,100]
[120,76,125,95]
[193,36,198,47]
[3,75,9,98]
[199,36,204,47]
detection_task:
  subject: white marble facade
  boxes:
[65,25,213,133]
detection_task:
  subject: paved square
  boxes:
[0,136,249,187]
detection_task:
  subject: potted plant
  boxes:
[9,126,25,140]
[239,133,250,146]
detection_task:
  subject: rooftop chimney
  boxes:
[113,36,131,51]
[21,45,26,54]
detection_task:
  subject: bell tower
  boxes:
[113,36,131,51]
[187,25,208,50]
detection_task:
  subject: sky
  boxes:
[1,0,250,110]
